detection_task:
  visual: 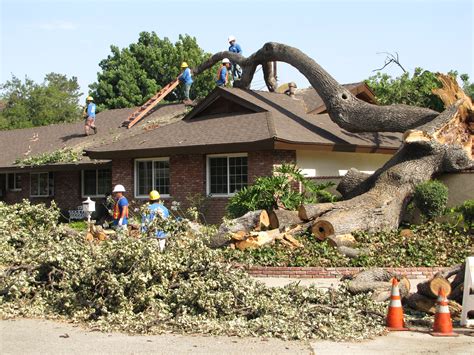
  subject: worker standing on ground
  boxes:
[141,190,170,252]
[216,59,231,87]
[84,96,97,136]
[112,184,129,231]
[228,35,242,79]
[177,62,193,105]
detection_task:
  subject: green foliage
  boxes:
[413,180,449,220]
[226,164,337,218]
[0,73,82,130]
[223,222,471,268]
[14,148,83,167]
[67,221,88,232]
[366,69,474,111]
[453,199,474,228]
[0,200,386,341]
[89,32,218,110]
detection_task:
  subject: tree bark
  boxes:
[268,209,303,230]
[347,269,410,301]
[211,210,264,248]
[417,276,452,299]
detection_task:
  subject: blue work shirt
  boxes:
[229,43,242,54]
[216,66,228,86]
[87,102,96,119]
[179,68,193,85]
[141,202,170,239]
[112,196,128,226]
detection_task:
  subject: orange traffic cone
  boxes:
[386,278,409,331]
[430,287,459,337]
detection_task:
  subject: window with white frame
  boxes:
[207,154,248,195]
[30,172,54,197]
[7,173,22,191]
[82,169,111,197]
[135,158,170,197]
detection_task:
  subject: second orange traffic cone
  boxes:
[430,287,459,337]
[386,278,409,331]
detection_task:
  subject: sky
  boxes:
[0,0,473,100]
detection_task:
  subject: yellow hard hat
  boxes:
[181,62,188,68]
[86,96,94,101]
[149,190,160,201]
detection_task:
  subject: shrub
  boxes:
[455,199,474,228]
[413,180,449,220]
[226,164,337,218]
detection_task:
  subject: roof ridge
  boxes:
[264,111,277,138]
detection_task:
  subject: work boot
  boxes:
[93,126,97,134]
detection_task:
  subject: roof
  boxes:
[0,103,186,171]
[86,87,402,159]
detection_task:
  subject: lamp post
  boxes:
[82,197,96,224]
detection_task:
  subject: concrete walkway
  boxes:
[1,319,473,355]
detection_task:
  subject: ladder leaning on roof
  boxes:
[121,79,180,129]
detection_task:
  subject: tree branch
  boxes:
[192,43,439,133]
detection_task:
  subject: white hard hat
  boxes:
[112,184,126,193]
[228,35,236,42]
[222,58,231,64]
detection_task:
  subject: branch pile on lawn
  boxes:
[222,222,472,268]
[0,201,388,341]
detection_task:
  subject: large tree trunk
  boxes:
[193,43,473,237]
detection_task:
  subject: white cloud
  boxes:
[37,21,78,31]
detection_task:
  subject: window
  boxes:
[7,173,22,191]
[135,158,170,197]
[82,169,112,197]
[30,172,54,197]
[207,154,248,196]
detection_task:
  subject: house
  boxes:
[1,83,472,224]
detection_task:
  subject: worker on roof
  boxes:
[141,190,170,252]
[84,96,97,136]
[177,62,193,105]
[112,184,129,231]
[216,58,231,87]
[228,35,242,79]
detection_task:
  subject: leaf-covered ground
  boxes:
[222,223,472,267]
[0,201,387,341]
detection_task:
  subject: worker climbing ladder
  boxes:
[121,79,179,128]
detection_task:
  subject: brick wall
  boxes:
[242,266,449,279]
[111,158,134,195]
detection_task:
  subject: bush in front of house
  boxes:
[413,180,449,220]
[226,164,338,218]
[453,199,474,228]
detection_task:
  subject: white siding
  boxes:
[296,150,392,177]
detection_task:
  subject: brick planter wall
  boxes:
[242,266,449,279]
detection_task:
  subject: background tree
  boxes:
[89,32,218,110]
[0,73,82,130]
[365,68,473,112]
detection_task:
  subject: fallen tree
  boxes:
[198,43,472,238]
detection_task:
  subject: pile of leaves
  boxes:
[223,222,472,268]
[14,148,83,167]
[0,201,386,341]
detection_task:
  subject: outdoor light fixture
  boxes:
[82,197,96,223]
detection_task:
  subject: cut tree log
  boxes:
[268,209,303,230]
[282,233,303,248]
[449,283,464,304]
[211,210,265,248]
[298,203,334,221]
[327,234,356,248]
[450,263,465,290]
[259,210,271,230]
[417,276,452,299]
[406,293,462,318]
[347,269,410,301]
[235,229,281,251]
